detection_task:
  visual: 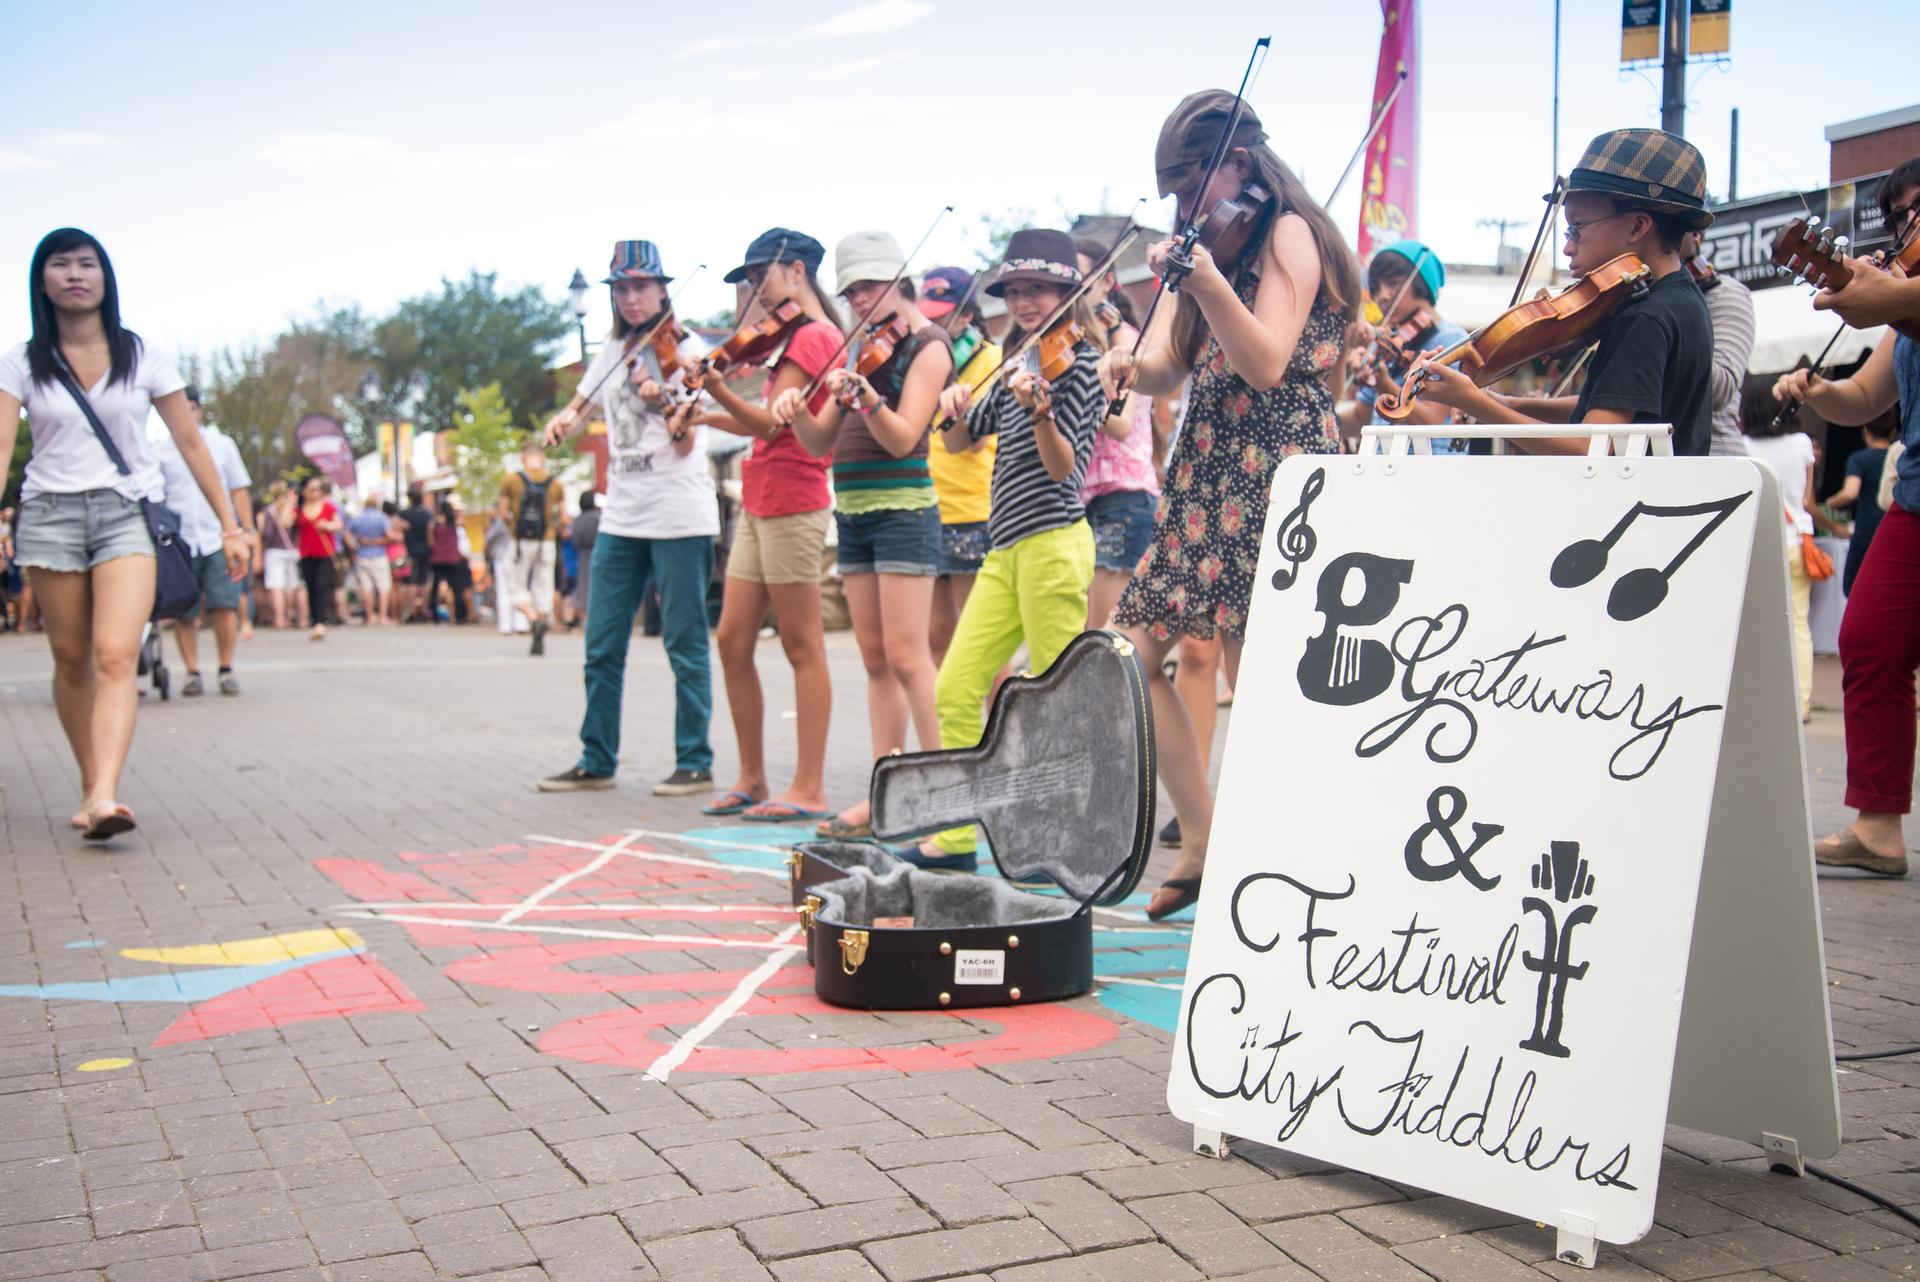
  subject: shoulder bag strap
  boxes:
[49,358,133,479]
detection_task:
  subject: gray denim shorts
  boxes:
[14,489,155,574]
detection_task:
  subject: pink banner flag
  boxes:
[1358,0,1418,262]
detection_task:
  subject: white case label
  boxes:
[953,950,1005,985]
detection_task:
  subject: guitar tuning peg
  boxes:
[1835,235,1851,252]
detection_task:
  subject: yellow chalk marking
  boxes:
[77,1058,132,1072]
[119,927,364,967]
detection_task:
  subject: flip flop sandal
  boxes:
[701,790,762,817]
[1145,876,1202,922]
[742,801,832,823]
[814,814,872,839]
[81,804,136,842]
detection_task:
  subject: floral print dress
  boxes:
[1113,250,1345,642]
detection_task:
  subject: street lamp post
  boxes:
[568,268,592,365]
[362,369,429,506]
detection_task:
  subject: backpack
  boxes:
[515,474,550,541]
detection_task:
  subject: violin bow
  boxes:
[576,265,708,407]
[1109,38,1272,419]
[799,206,955,404]
[935,225,1144,434]
[1324,68,1408,209]
[1508,178,1567,309]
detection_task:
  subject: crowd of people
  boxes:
[1,96,1915,902]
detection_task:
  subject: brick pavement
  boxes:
[0,624,1916,1281]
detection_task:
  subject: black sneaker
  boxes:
[652,768,714,797]
[530,619,547,656]
[181,673,204,697]
[537,766,614,793]
[1160,817,1182,848]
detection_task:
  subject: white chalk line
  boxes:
[335,909,795,952]
[644,926,803,1083]
[499,831,645,925]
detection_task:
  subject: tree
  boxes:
[385,272,573,437]
[450,383,521,513]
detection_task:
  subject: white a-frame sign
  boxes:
[1167,428,1841,1268]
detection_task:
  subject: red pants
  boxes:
[1839,504,1920,814]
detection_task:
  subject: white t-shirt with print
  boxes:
[1745,432,1817,536]
[154,423,252,555]
[578,333,719,540]
[0,338,184,502]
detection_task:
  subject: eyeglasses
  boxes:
[1562,212,1629,244]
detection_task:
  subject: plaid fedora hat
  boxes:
[1564,128,1713,229]
[604,239,671,284]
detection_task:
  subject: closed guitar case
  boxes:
[785,630,1154,1010]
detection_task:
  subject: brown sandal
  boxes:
[1814,830,1908,877]
[81,802,136,842]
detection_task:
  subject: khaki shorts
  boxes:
[729,508,830,586]
[352,555,393,595]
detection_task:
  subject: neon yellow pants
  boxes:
[929,520,1095,855]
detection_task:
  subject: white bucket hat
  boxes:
[834,229,906,295]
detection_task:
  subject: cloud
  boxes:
[802,0,934,38]
[33,131,114,149]
[808,49,909,80]
[716,66,771,83]
[672,36,742,60]
[0,150,53,173]
[254,130,393,166]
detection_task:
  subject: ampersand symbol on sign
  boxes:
[1403,785,1504,891]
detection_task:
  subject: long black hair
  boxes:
[27,228,139,388]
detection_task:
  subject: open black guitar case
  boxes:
[786,630,1155,1010]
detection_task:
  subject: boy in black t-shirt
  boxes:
[1412,128,1715,455]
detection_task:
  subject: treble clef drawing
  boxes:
[1271,467,1326,591]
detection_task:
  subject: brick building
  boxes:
[1827,103,1920,185]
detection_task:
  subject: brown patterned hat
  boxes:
[1565,128,1713,229]
[1156,89,1268,199]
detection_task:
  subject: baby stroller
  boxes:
[136,620,170,700]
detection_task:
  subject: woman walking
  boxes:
[292,475,341,639]
[256,480,302,629]
[0,228,248,839]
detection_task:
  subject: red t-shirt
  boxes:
[742,320,838,519]
[295,502,337,558]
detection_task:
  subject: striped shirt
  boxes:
[1701,274,1755,458]
[966,341,1102,550]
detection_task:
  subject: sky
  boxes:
[2,0,1913,365]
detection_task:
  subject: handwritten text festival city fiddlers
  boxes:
[1182,468,1754,1195]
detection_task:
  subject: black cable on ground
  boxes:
[1804,1164,1920,1232]
[1835,1045,1920,1062]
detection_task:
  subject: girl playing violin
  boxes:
[904,229,1106,871]
[1097,90,1360,920]
[537,239,717,798]
[683,229,842,824]
[1398,128,1716,457]
[770,230,954,841]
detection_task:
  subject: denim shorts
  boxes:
[937,519,991,577]
[835,505,941,576]
[179,548,242,617]
[1086,488,1159,573]
[14,488,155,574]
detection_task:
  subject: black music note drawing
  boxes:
[1270,467,1326,591]
[1549,492,1751,621]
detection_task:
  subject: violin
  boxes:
[1379,253,1652,421]
[1372,306,1436,370]
[1093,301,1123,333]
[1164,181,1275,286]
[1685,254,1716,286]
[834,311,915,409]
[690,299,807,389]
[1030,316,1087,383]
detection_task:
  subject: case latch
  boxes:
[798,895,821,933]
[786,849,803,884]
[839,929,870,976]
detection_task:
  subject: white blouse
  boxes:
[0,338,184,502]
